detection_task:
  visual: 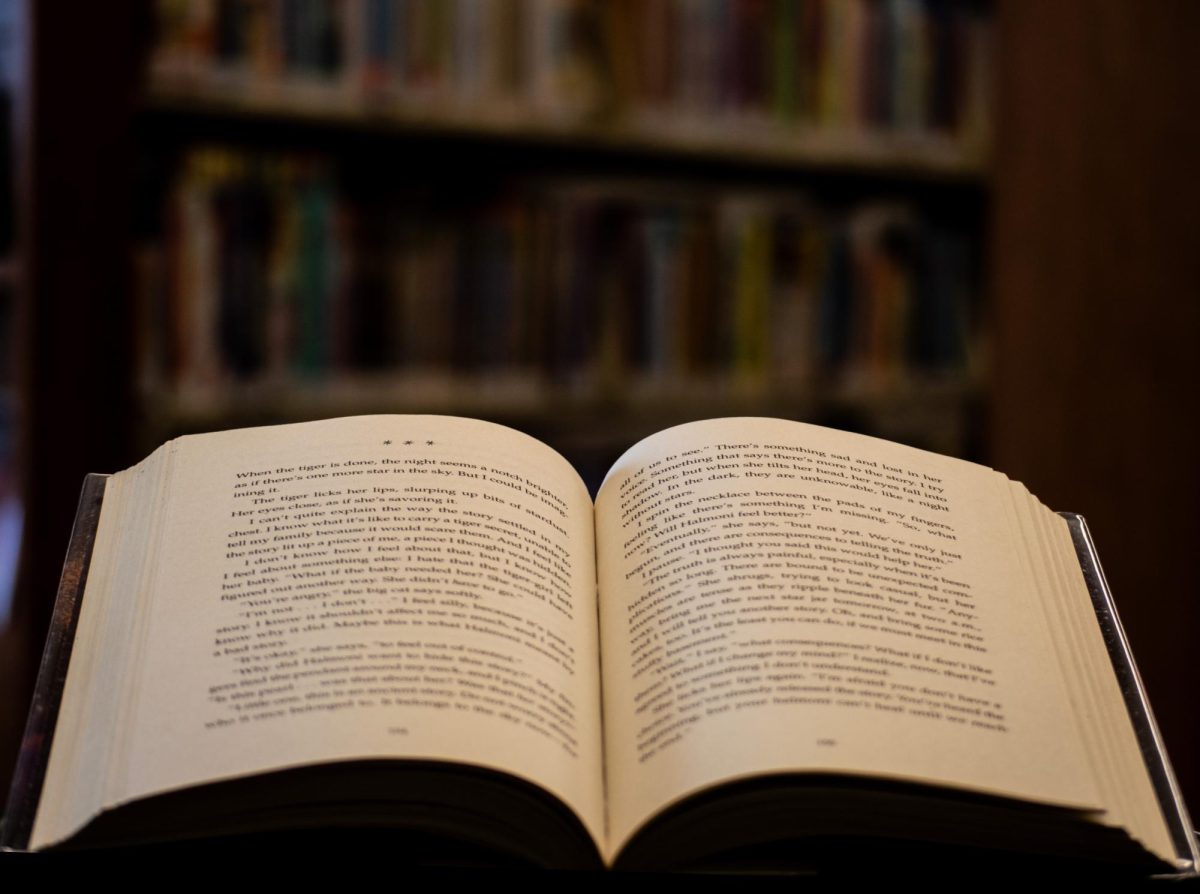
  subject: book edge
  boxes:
[1,473,110,851]
[1057,511,1199,876]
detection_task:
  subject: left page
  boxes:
[31,416,605,850]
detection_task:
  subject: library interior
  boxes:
[0,0,1195,856]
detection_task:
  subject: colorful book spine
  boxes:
[151,0,993,147]
[150,147,979,397]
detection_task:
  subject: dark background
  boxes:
[0,0,1196,841]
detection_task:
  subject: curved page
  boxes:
[595,418,1100,858]
[33,416,604,852]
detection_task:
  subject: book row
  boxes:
[139,147,978,392]
[151,0,992,145]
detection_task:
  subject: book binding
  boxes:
[1058,512,1198,874]
[1,474,109,852]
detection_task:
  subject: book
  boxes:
[3,415,1196,873]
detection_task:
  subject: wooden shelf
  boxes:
[138,372,981,456]
[144,77,990,184]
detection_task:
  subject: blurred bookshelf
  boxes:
[147,0,992,175]
[6,0,1199,833]
[9,0,1006,823]
[130,0,993,485]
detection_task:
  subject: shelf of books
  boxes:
[136,1,992,477]
[135,146,983,461]
[147,0,993,180]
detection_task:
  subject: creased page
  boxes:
[594,418,1099,857]
[41,416,605,850]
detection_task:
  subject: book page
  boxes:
[32,416,605,850]
[594,418,1102,857]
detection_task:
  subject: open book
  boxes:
[5,416,1196,872]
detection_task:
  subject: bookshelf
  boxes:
[1,0,999,812]
[3,0,1198,837]
[9,0,1200,835]
[131,0,993,481]
[147,0,993,165]
[143,78,986,181]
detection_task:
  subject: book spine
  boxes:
[145,148,979,400]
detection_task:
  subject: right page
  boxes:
[594,418,1144,860]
